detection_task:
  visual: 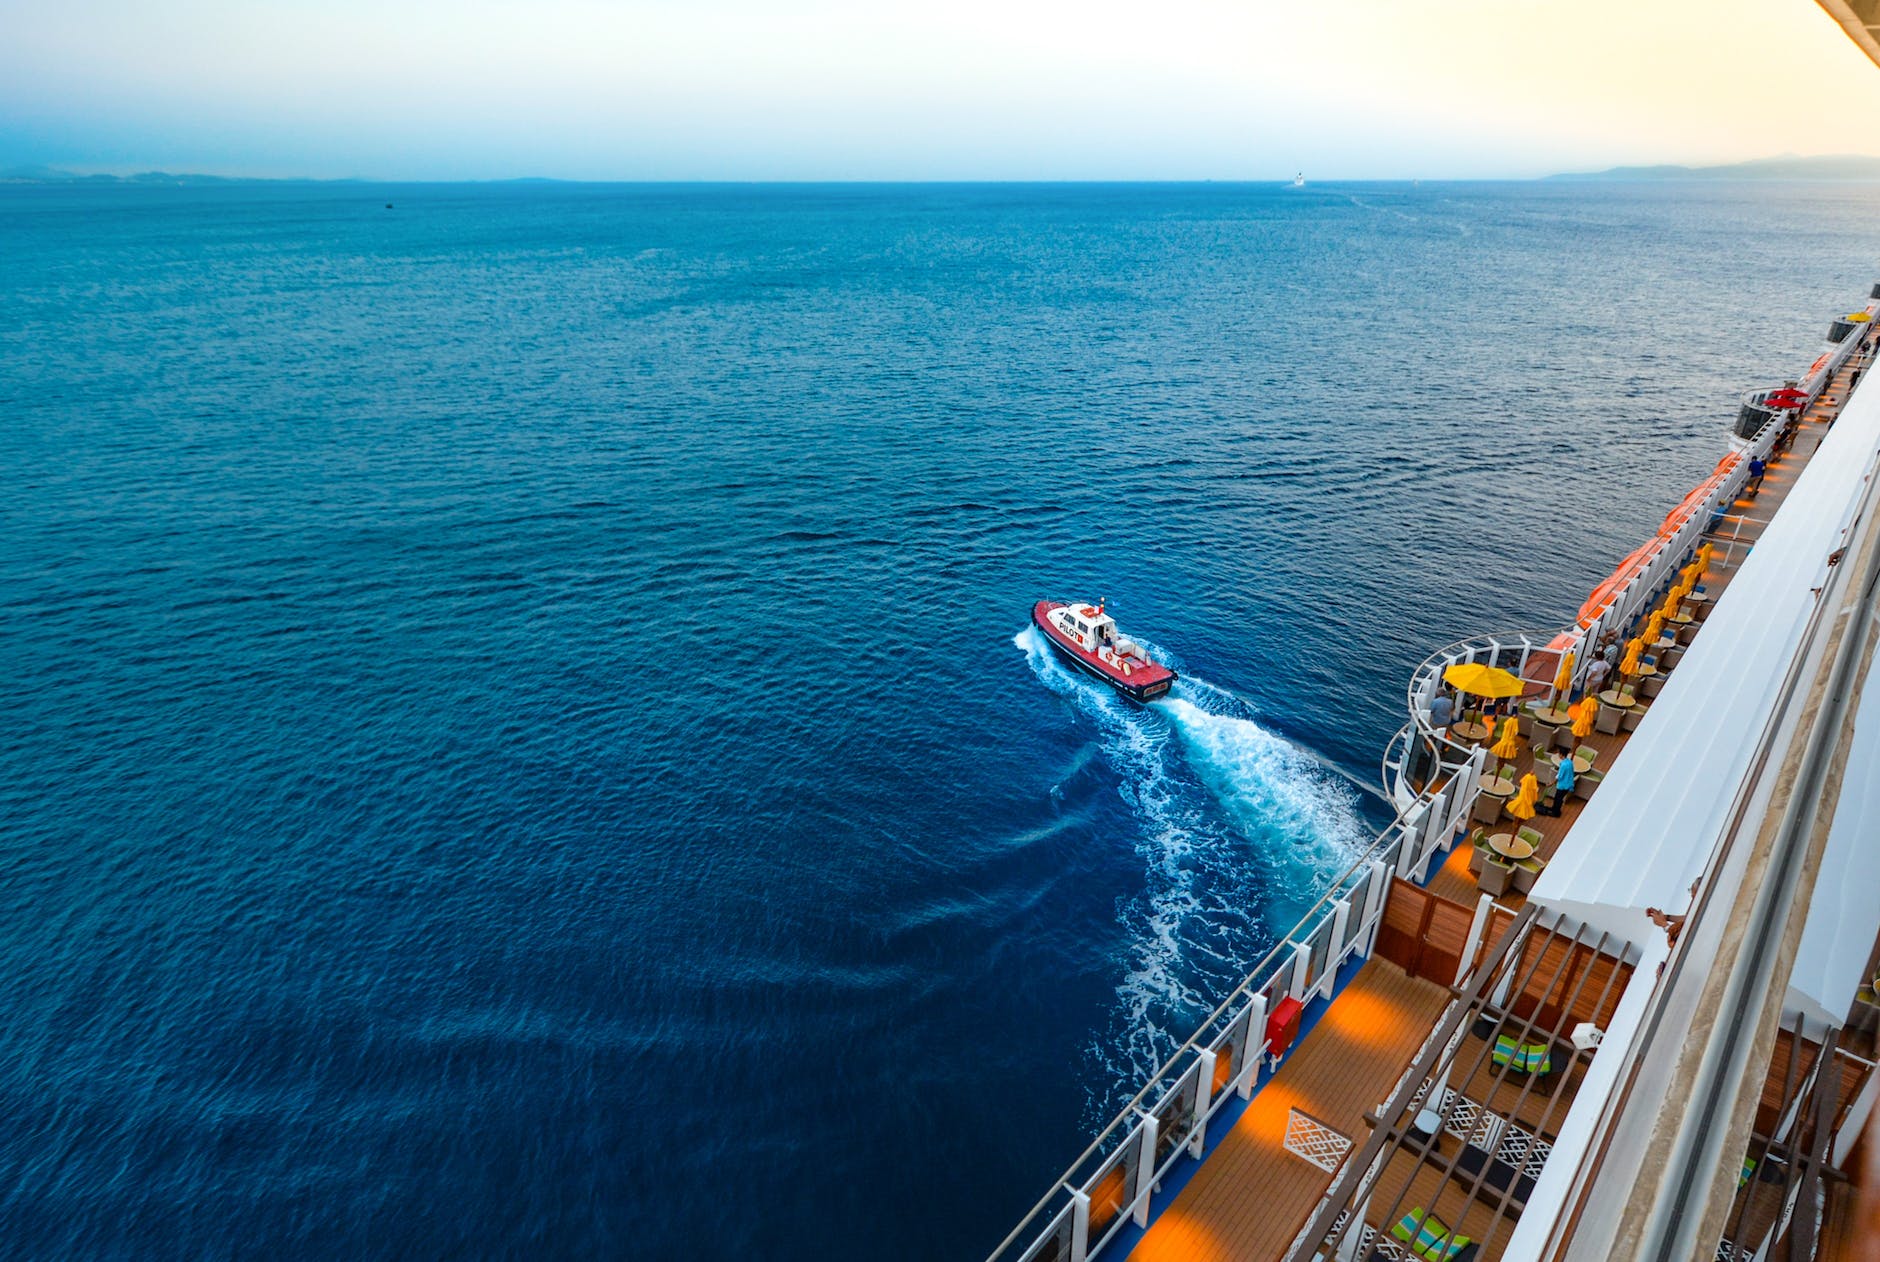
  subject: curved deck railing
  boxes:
[984,745,1490,1262]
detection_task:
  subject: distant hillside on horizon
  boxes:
[0,166,255,186]
[1550,154,1880,181]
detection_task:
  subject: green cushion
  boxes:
[1491,1033,1552,1073]
[1390,1210,1472,1261]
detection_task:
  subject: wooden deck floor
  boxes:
[1121,354,1872,1262]
[1130,960,1450,1262]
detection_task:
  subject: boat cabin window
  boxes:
[1075,620,1088,634]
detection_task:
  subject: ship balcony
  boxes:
[1283,911,1640,1262]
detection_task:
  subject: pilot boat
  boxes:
[1031,599,1178,702]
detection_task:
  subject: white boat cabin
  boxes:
[1049,603,1147,670]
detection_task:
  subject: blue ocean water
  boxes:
[2,179,1877,1258]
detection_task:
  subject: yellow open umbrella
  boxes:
[1572,697,1599,738]
[1491,716,1521,761]
[1551,650,1576,702]
[1442,662,1526,699]
[1620,638,1643,678]
[1508,774,1540,821]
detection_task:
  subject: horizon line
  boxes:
[12,153,1880,187]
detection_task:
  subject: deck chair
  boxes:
[1511,855,1544,894]
[1478,854,1514,897]
[1467,826,1491,874]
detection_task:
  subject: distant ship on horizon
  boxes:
[1292,171,1305,187]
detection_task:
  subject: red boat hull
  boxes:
[1031,600,1177,702]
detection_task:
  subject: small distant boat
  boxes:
[1292,172,1305,188]
[1031,600,1177,702]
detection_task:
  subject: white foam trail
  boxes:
[1014,626,1371,1093]
[1161,666,1388,805]
[1015,627,1209,1063]
[1154,696,1367,891]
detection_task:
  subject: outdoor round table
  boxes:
[1480,779,1515,802]
[1635,665,1659,679]
[1533,706,1572,726]
[1572,750,1596,773]
[1488,832,1535,860]
[1597,689,1636,709]
[1456,721,1492,742]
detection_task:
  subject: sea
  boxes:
[2,179,1877,1259]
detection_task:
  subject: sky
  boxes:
[6,0,1880,180]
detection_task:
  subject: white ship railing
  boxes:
[983,746,1489,1262]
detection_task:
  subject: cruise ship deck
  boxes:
[987,284,1880,1262]
[1125,355,1873,1262]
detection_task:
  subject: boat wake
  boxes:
[1014,626,1367,1105]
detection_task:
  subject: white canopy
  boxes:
[1531,378,1880,954]
[1787,663,1880,1025]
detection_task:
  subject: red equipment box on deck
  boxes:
[1266,995,1304,1058]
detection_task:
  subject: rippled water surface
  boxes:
[3,180,1878,1258]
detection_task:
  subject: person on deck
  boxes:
[1747,456,1767,496]
[1543,753,1574,816]
[1585,657,1613,697]
[1430,692,1455,733]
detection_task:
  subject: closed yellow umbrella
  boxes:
[1697,542,1715,573]
[1660,591,1682,620]
[1508,774,1540,821]
[1551,650,1576,703]
[1621,637,1644,678]
[1682,561,1702,587]
[1491,716,1521,761]
[1442,662,1526,699]
[1572,696,1599,738]
[1644,611,1666,644]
